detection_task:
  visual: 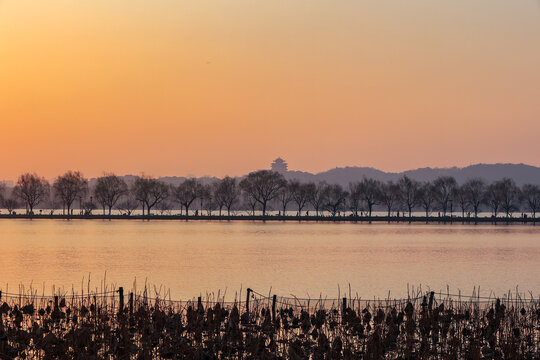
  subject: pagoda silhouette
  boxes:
[271,157,288,173]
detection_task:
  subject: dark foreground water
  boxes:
[0,219,538,299]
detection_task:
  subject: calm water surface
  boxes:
[0,220,538,299]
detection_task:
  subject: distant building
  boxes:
[271,157,288,173]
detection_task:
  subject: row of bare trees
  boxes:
[1,171,539,218]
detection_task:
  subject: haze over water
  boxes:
[0,219,538,300]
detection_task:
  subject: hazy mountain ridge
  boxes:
[153,163,540,186]
[5,163,538,188]
[300,163,540,186]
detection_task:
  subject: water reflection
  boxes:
[0,220,538,299]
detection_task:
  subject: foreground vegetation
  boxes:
[0,288,538,359]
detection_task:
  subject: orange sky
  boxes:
[1,1,539,180]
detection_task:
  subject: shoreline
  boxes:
[0,213,536,224]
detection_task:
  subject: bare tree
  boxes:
[418,182,437,218]
[521,184,540,218]
[484,181,504,217]
[498,178,521,218]
[348,182,362,217]
[213,177,240,216]
[276,182,293,215]
[463,178,485,218]
[13,173,50,214]
[398,175,420,218]
[202,192,217,216]
[93,174,128,215]
[1,188,19,215]
[82,199,97,215]
[0,183,5,205]
[213,181,225,216]
[53,171,88,215]
[3,197,19,215]
[197,183,212,216]
[116,196,139,216]
[239,170,286,217]
[156,200,174,215]
[455,184,469,219]
[433,176,457,216]
[359,178,381,218]
[324,184,348,217]
[378,181,401,217]
[243,191,259,216]
[133,176,169,216]
[308,182,329,217]
[290,181,311,216]
[173,179,202,217]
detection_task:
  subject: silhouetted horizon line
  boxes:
[1,161,539,184]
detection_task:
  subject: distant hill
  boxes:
[283,163,540,186]
[4,163,538,189]
[106,163,540,187]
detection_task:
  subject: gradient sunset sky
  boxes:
[1,1,539,180]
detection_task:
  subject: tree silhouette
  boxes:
[116,196,139,216]
[455,184,469,219]
[418,182,437,219]
[4,168,539,221]
[463,178,485,218]
[398,176,420,218]
[0,183,5,205]
[276,182,293,215]
[378,181,400,217]
[497,178,521,218]
[484,181,504,217]
[521,184,540,218]
[242,191,258,216]
[3,197,19,215]
[308,182,329,217]
[239,170,285,217]
[133,176,169,216]
[13,173,50,214]
[324,184,348,217]
[348,182,362,217]
[1,187,19,215]
[94,174,128,215]
[156,200,174,215]
[174,179,203,217]
[359,178,381,218]
[53,171,88,215]
[213,177,240,217]
[290,181,311,216]
[197,183,212,216]
[82,198,97,215]
[433,176,457,216]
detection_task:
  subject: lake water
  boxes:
[0,219,538,300]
